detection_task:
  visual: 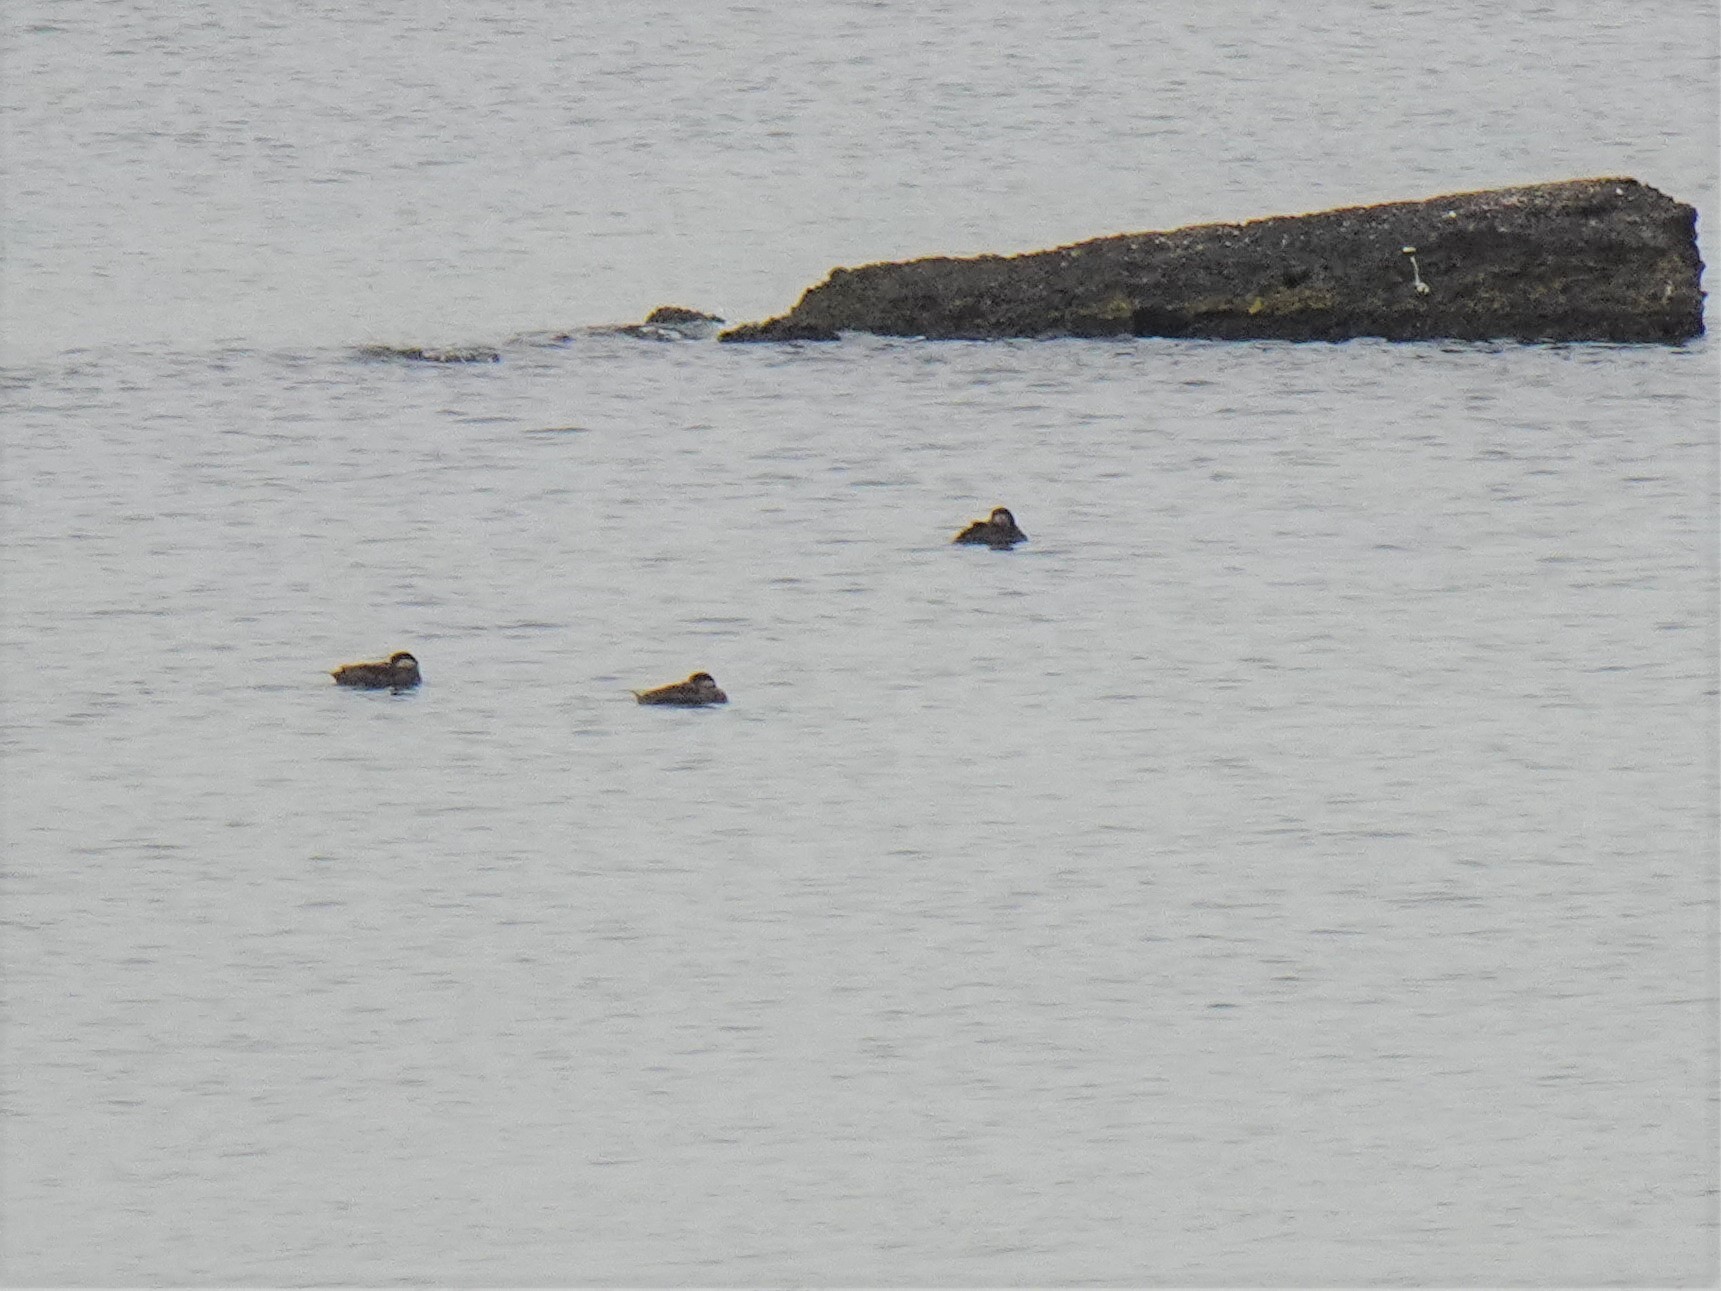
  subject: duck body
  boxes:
[953,506,1028,549]
[633,672,728,706]
[331,651,421,690]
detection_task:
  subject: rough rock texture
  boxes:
[721,179,1703,344]
[641,305,725,326]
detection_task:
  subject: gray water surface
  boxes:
[5,334,1715,1285]
[3,0,1717,1285]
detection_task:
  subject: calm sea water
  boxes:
[3,1,1717,1286]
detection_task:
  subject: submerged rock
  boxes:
[721,179,1703,345]
[357,343,501,364]
[566,306,727,343]
[616,306,727,340]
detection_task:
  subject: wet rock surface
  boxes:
[513,309,730,349]
[589,305,727,341]
[356,343,502,363]
[721,179,1703,344]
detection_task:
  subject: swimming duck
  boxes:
[633,672,728,706]
[330,651,421,690]
[953,506,1028,548]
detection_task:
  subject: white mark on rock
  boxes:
[1402,246,1431,295]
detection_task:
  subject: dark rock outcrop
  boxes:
[640,306,725,327]
[721,179,1703,344]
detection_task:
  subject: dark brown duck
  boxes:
[330,651,422,690]
[633,672,728,706]
[953,506,1027,549]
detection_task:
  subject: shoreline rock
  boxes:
[720,179,1704,345]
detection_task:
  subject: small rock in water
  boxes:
[357,344,501,364]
